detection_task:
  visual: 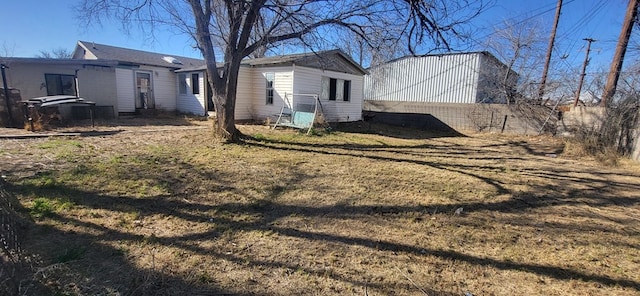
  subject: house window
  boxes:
[343,80,351,101]
[191,73,200,94]
[322,76,351,102]
[329,78,337,101]
[44,74,76,96]
[178,74,187,95]
[265,72,274,105]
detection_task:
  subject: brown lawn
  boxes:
[1,118,639,295]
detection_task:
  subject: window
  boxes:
[343,80,351,101]
[191,73,200,94]
[178,74,187,95]
[265,72,274,104]
[322,76,351,102]
[45,74,76,96]
[329,78,337,101]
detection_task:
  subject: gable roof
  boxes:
[246,49,367,75]
[73,41,206,69]
[177,49,366,75]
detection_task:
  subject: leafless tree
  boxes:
[484,19,546,103]
[36,48,73,59]
[77,0,490,142]
[0,42,16,57]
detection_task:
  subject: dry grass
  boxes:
[1,119,639,295]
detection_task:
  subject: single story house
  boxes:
[2,41,365,124]
[72,41,206,115]
[175,49,366,122]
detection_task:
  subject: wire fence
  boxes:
[1,178,24,295]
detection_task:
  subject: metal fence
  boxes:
[1,178,24,295]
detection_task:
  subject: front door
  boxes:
[135,71,154,109]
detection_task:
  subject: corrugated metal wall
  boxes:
[364,53,482,104]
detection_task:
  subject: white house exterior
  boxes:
[176,50,366,122]
[72,41,205,114]
[364,52,516,104]
[3,42,365,123]
[0,58,120,118]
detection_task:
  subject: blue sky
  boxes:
[0,0,630,73]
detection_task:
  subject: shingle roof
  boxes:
[74,41,206,69]
[176,49,366,75]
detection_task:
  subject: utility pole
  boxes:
[601,0,638,107]
[538,0,563,102]
[573,38,596,107]
[1,64,14,127]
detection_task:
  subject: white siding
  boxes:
[116,68,135,112]
[364,53,482,104]
[1,62,117,107]
[247,67,293,121]
[293,66,363,122]
[176,71,206,116]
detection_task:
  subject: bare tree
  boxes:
[484,19,546,103]
[36,48,73,59]
[77,0,489,142]
[0,42,16,57]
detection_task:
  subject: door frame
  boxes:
[134,70,154,110]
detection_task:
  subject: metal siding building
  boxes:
[364,52,511,104]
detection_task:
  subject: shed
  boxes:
[364,51,516,104]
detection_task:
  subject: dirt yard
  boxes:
[1,117,639,295]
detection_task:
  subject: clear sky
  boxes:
[0,0,631,74]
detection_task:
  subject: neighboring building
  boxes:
[176,49,366,122]
[364,51,517,104]
[2,41,365,123]
[361,52,547,134]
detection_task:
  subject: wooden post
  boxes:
[538,0,563,101]
[573,38,596,107]
[1,64,14,127]
[601,0,638,107]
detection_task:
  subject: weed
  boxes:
[30,197,54,219]
[57,246,86,263]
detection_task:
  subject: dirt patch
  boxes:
[1,118,639,295]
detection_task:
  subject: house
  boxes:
[175,49,366,122]
[0,57,120,119]
[361,52,545,134]
[72,41,206,115]
[3,41,365,124]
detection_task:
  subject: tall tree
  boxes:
[77,0,489,142]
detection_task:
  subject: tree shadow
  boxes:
[5,132,640,294]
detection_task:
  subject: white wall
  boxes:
[116,68,135,113]
[1,61,117,113]
[364,54,481,104]
[176,71,206,116]
[248,66,293,121]
[293,66,363,122]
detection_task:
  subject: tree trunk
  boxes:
[211,74,242,143]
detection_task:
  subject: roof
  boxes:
[369,51,503,68]
[0,57,118,67]
[73,41,206,69]
[176,49,367,75]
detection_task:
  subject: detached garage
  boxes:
[362,52,548,134]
